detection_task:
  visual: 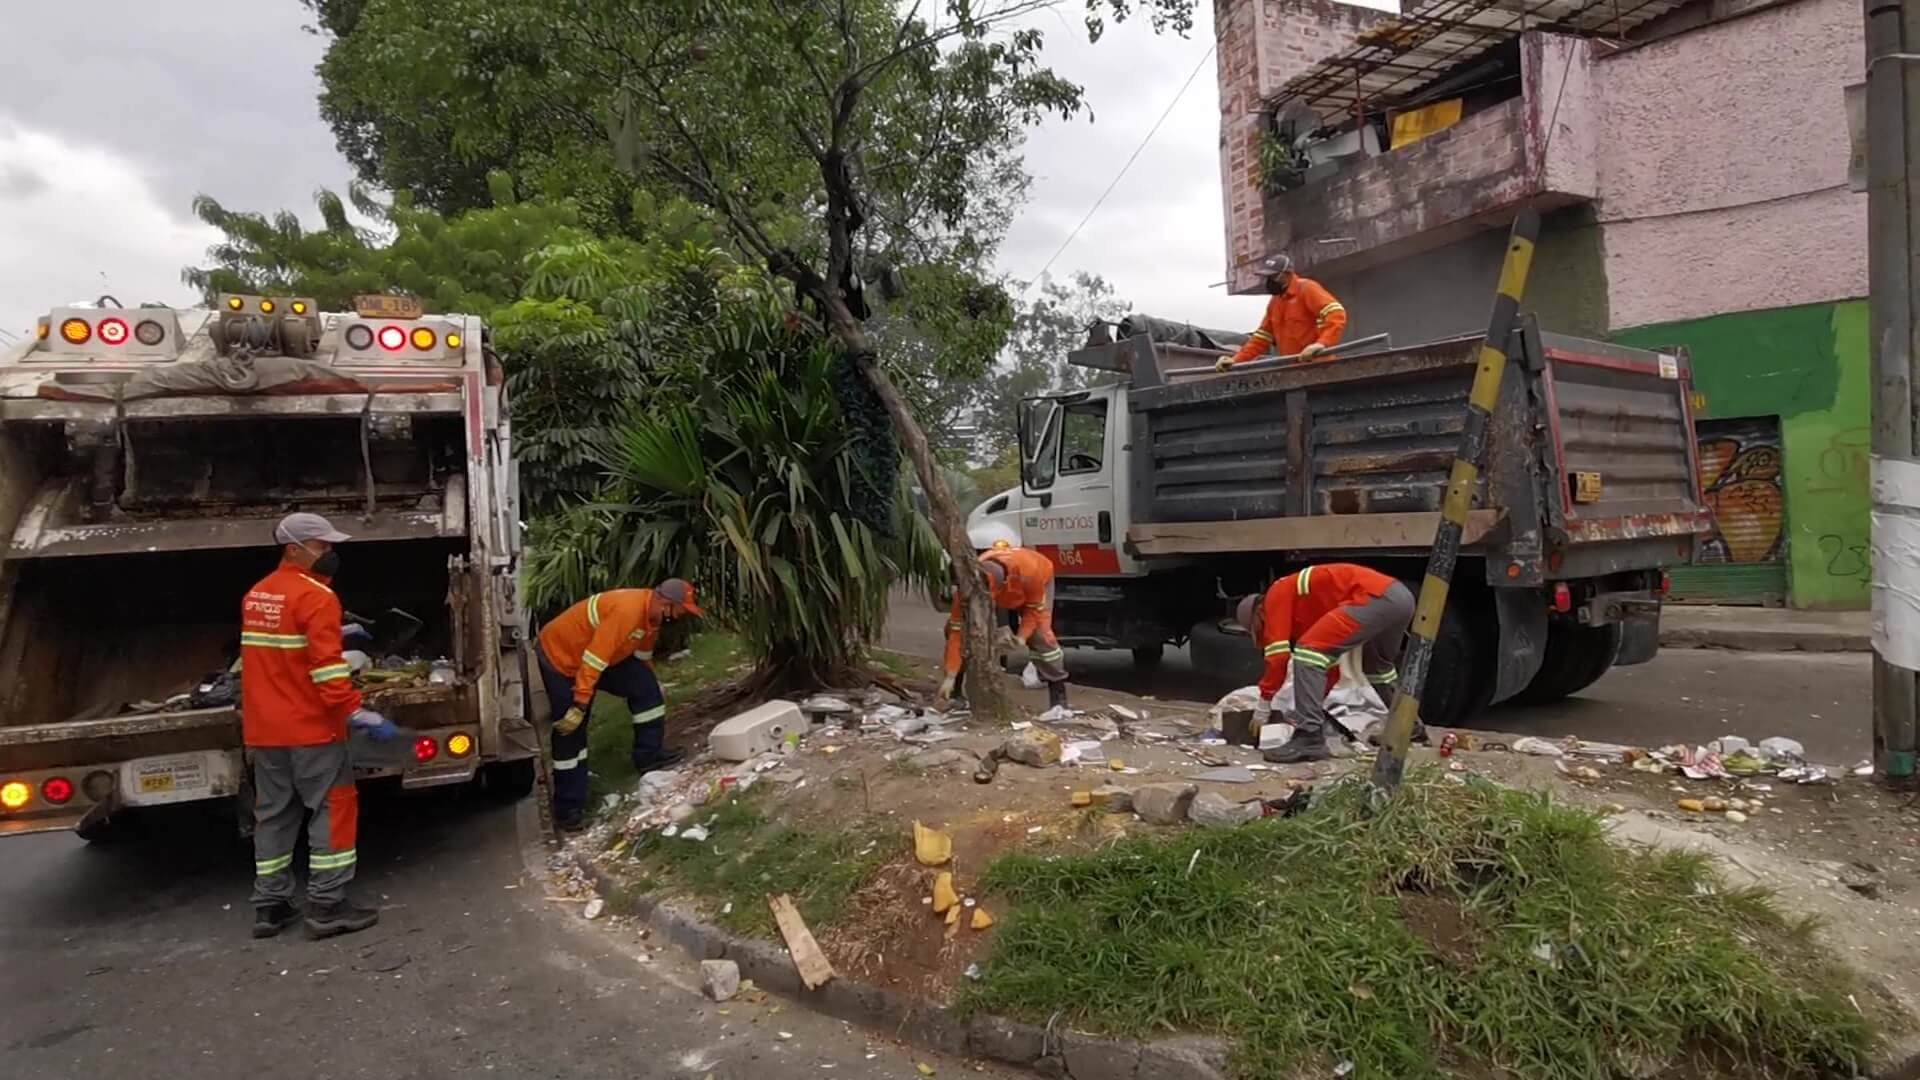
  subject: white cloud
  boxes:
[0,122,219,339]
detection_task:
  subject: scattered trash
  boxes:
[963,963,983,982]
[1759,736,1807,760]
[913,821,953,866]
[1009,721,1032,731]
[1677,798,1706,812]
[1021,662,1044,690]
[799,695,854,716]
[768,893,835,990]
[1511,736,1564,757]
[931,872,959,915]
[1778,765,1834,785]
[1060,740,1105,766]
[1707,735,1751,756]
[583,898,605,920]
[1553,761,1602,781]
[1724,810,1748,824]
[701,959,741,1002]
[1853,759,1875,777]
[681,825,710,842]
[971,907,994,931]
[1110,704,1141,721]
[1189,765,1256,784]
[1333,1063,1354,1078]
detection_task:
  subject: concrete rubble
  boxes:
[1133,783,1199,826]
[701,959,741,1002]
[1187,791,1263,828]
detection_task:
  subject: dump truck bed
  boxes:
[1083,326,1708,581]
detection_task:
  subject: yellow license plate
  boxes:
[139,774,175,794]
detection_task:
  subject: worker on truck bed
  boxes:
[537,581,701,832]
[1237,563,1415,763]
[1214,253,1347,370]
[242,512,396,941]
[938,543,1070,712]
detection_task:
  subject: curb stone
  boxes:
[1659,626,1869,653]
[576,856,1228,1079]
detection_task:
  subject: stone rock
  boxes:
[1138,1037,1232,1080]
[1188,792,1262,828]
[1062,1031,1142,1079]
[1133,783,1198,826]
[1001,728,1063,768]
[1092,786,1134,813]
[700,959,740,1002]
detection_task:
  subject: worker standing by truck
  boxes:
[1237,563,1415,763]
[537,581,701,831]
[1214,254,1347,370]
[938,544,1071,712]
[242,512,393,940]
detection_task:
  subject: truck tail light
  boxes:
[413,737,438,764]
[0,780,29,810]
[446,732,474,758]
[1551,583,1572,613]
[1658,572,1672,597]
[41,776,73,805]
[58,318,91,345]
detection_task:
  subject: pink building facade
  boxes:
[1216,0,1870,608]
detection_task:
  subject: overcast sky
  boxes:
[0,0,1382,341]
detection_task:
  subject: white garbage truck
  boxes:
[0,293,537,840]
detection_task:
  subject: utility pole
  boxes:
[1866,0,1920,784]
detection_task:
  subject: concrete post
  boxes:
[1865,0,1920,781]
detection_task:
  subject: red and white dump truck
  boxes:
[966,315,1711,725]
[0,294,537,840]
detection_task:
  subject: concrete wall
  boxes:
[1594,0,1867,326]
[1614,302,1870,609]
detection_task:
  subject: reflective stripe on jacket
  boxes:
[1255,563,1398,699]
[537,589,661,706]
[1230,276,1348,363]
[240,561,362,747]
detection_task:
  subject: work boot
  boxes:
[634,747,686,775]
[304,898,380,940]
[1262,728,1332,764]
[556,808,587,833]
[1047,681,1069,711]
[251,901,300,940]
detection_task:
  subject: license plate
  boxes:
[124,753,224,806]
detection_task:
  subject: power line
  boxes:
[1024,41,1216,291]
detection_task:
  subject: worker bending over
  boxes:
[939,544,1069,712]
[242,512,394,941]
[537,580,702,831]
[1237,563,1414,763]
[1214,253,1347,371]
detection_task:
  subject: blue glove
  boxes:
[350,708,399,742]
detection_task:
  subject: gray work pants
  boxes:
[1291,581,1415,734]
[250,742,359,906]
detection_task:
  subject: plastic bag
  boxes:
[1021,662,1043,690]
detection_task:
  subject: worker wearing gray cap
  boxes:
[535,581,702,831]
[241,512,395,940]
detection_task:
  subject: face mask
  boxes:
[308,545,341,578]
[1266,276,1290,296]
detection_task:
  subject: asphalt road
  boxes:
[884,593,1874,764]
[0,787,1019,1080]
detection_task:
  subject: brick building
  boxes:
[1215,0,1868,608]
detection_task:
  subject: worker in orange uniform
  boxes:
[1236,563,1414,763]
[537,580,702,831]
[938,544,1070,712]
[1214,253,1347,370]
[242,512,393,941]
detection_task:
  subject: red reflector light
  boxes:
[1659,572,1672,597]
[1552,583,1573,613]
[413,736,438,764]
[377,325,407,352]
[41,776,73,805]
[96,317,129,346]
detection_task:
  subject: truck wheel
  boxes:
[480,758,538,801]
[1418,601,1495,728]
[1508,623,1620,707]
[1131,643,1165,670]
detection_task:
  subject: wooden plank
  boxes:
[1127,510,1503,556]
[768,893,836,990]
[1284,390,1310,517]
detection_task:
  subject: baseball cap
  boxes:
[656,578,704,617]
[1257,253,1294,276]
[274,512,351,545]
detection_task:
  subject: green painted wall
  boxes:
[1613,301,1870,609]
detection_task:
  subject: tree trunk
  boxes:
[822,313,1006,716]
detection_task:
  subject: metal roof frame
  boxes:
[1271,0,1689,122]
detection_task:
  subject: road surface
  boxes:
[0,788,1018,1080]
[884,592,1873,764]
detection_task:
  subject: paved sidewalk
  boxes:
[1660,604,1870,652]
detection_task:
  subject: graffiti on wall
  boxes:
[1695,417,1784,565]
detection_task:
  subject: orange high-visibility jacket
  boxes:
[1230,277,1347,363]
[538,589,662,706]
[1255,563,1399,699]
[943,546,1056,675]
[240,561,363,747]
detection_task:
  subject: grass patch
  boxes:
[587,631,746,800]
[865,647,919,680]
[965,771,1877,1080]
[624,786,894,937]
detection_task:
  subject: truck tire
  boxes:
[1418,601,1496,729]
[1508,622,1620,707]
[480,757,538,801]
[1131,643,1165,670]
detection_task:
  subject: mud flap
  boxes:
[1490,588,1547,704]
[1615,607,1661,666]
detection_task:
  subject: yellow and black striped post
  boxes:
[1369,208,1541,799]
